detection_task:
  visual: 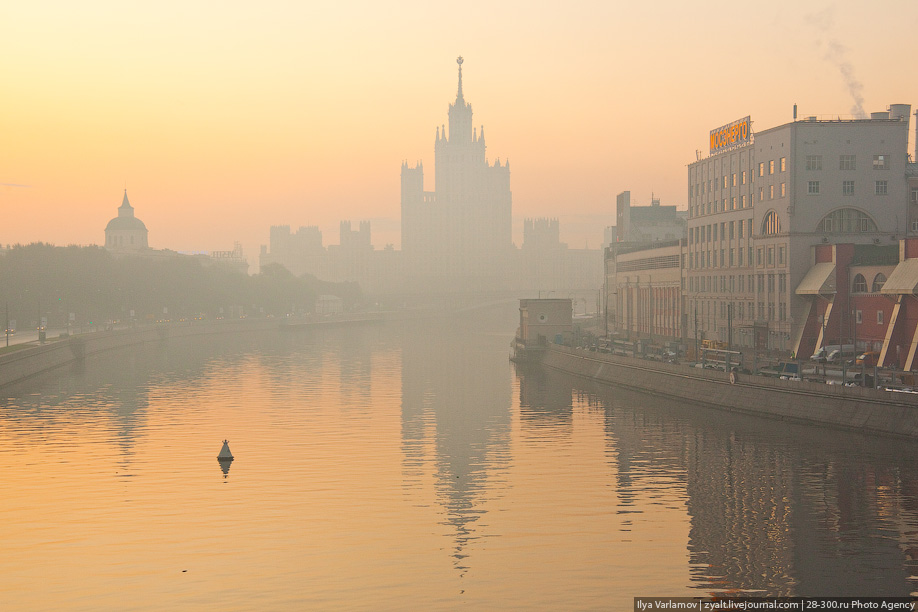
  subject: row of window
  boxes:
[689,299,788,323]
[805,154,889,171]
[852,273,886,293]
[690,244,800,270]
[758,157,787,177]
[688,273,788,295]
[688,219,753,244]
[807,180,889,195]
[692,195,752,217]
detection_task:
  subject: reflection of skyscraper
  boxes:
[401,57,512,294]
[399,310,514,570]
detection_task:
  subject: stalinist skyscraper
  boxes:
[401,57,512,294]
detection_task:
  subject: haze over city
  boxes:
[2,0,916,257]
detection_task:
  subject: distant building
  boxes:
[615,191,686,243]
[516,217,602,297]
[209,241,249,274]
[400,57,512,293]
[105,190,148,251]
[260,220,401,294]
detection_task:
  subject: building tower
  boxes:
[401,57,512,294]
[104,190,149,251]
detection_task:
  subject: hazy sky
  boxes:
[2,1,916,259]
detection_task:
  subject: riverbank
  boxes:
[0,312,397,389]
[530,343,918,440]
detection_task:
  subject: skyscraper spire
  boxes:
[456,56,464,105]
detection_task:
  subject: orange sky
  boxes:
[2,1,916,263]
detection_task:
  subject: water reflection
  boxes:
[519,366,918,596]
[3,315,918,608]
[400,309,515,573]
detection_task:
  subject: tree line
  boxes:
[0,243,361,330]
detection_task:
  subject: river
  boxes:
[1,308,917,610]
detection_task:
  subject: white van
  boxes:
[811,344,855,363]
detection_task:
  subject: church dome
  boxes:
[105,215,148,232]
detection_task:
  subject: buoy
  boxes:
[217,440,234,460]
[217,440,234,479]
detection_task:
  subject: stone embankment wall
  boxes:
[541,344,918,440]
[0,313,390,389]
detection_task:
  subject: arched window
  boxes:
[852,274,868,293]
[872,273,887,293]
[818,208,878,233]
[762,210,781,235]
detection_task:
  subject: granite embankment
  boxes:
[540,344,918,440]
[0,312,391,389]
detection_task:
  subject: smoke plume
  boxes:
[807,6,867,119]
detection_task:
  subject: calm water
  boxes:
[2,309,918,610]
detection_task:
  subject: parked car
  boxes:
[855,351,880,366]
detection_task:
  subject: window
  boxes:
[759,162,765,177]
[877,310,884,325]
[856,310,862,324]
[723,176,728,189]
[742,171,747,185]
[806,155,822,171]
[852,274,867,293]
[759,187,765,201]
[843,180,855,196]
[769,160,775,175]
[756,248,763,267]
[780,157,786,172]
[912,220,918,233]
[873,155,888,170]
[912,188,918,203]
[872,273,886,292]
[780,183,786,197]
[732,173,737,187]
[818,209,878,233]
[741,194,746,208]
[738,219,744,238]
[876,180,888,195]
[808,181,820,195]
[778,246,786,265]
[731,197,736,210]
[767,248,774,267]
[762,211,781,235]
[840,155,856,170]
